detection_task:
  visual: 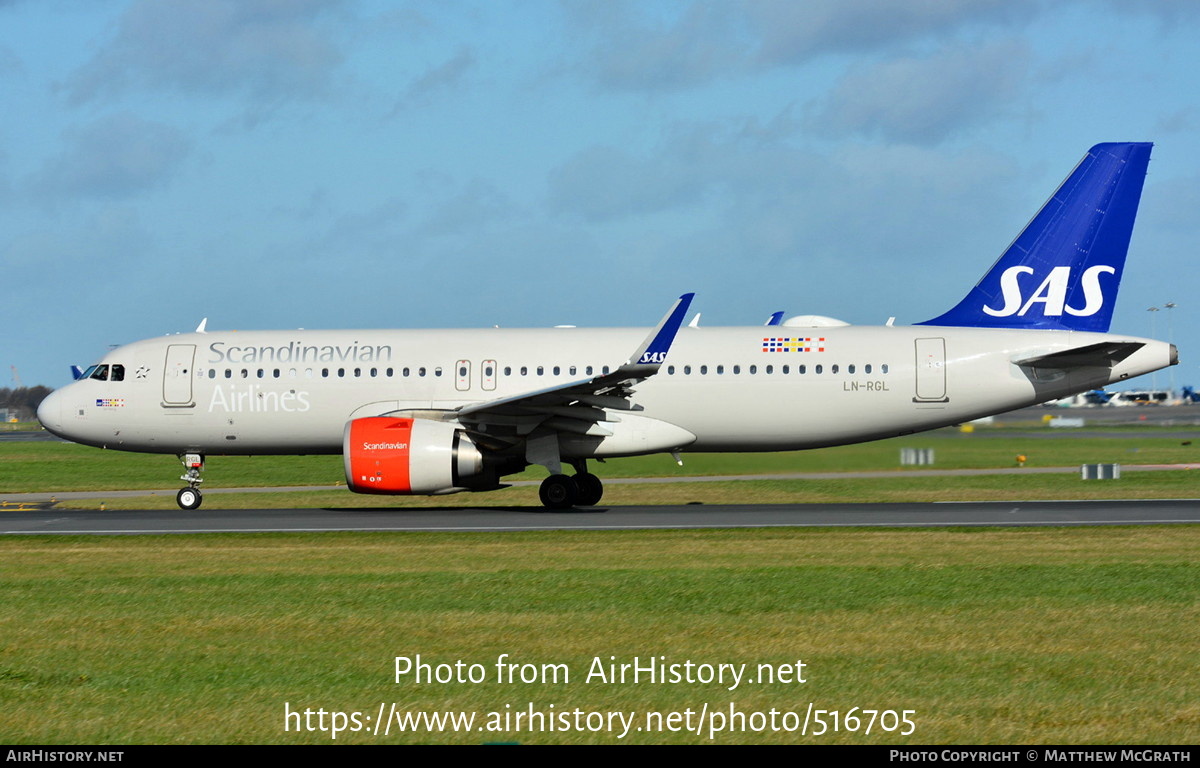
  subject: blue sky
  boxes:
[3,0,1199,389]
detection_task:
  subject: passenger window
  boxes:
[832,364,839,374]
[208,369,216,379]
[783,365,789,374]
[225,369,232,379]
[749,365,757,374]
[684,365,691,375]
[274,369,281,378]
[815,365,823,374]
[586,366,594,375]
[733,365,741,374]
[848,364,855,374]
[717,365,724,374]
[435,368,442,377]
[241,369,249,378]
[553,366,561,376]
[504,367,511,376]
[354,368,361,378]
[668,365,675,375]
[403,368,410,377]
[700,365,708,375]
[865,364,872,374]
[257,369,265,379]
[766,365,773,374]
[537,366,544,376]
[337,368,344,378]
[569,366,576,376]
[882,364,889,374]
[799,365,806,374]
[419,367,426,377]
[322,368,329,378]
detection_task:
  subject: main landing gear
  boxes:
[176,453,204,510]
[537,464,604,510]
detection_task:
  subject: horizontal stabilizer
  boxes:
[1014,341,1144,370]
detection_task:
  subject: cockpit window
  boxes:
[110,364,125,382]
[89,365,109,381]
[80,365,99,380]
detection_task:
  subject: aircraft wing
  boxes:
[1014,341,1144,370]
[454,293,694,437]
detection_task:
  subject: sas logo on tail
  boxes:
[983,265,1115,318]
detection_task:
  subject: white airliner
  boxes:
[38,143,1176,510]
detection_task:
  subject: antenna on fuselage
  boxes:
[195,318,208,334]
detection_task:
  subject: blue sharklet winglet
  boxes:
[455,293,694,419]
[623,293,695,373]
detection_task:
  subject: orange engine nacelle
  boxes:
[343,416,485,495]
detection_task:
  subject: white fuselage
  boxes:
[38,324,1175,458]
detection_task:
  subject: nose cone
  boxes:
[37,389,64,436]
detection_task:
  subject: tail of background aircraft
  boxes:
[920,142,1152,333]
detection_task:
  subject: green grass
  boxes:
[4,428,1199,744]
[1,527,1196,744]
[5,427,1200,494]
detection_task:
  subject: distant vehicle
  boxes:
[38,143,1177,510]
[1045,390,1113,407]
[1111,390,1173,406]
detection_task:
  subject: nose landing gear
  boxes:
[176,453,204,510]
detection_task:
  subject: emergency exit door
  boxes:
[914,338,948,403]
[163,344,196,406]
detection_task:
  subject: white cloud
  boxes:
[66,0,347,112]
[563,0,1038,92]
[415,178,516,238]
[28,113,191,201]
[545,118,1020,276]
[805,40,1030,144]
[747,0,1036,65]
[566,0,750,91]
[394,48,476,111]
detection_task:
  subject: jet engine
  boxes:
[344,416,486,494]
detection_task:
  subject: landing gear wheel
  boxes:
[176,488,203,511]
[539,474,579,510]
[176,453,205,510]
[574,472,603,506]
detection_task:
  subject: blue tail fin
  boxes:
[919,142,1152,332]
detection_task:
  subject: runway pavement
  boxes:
[3,498,1199,535]
[7,404,1200,535]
